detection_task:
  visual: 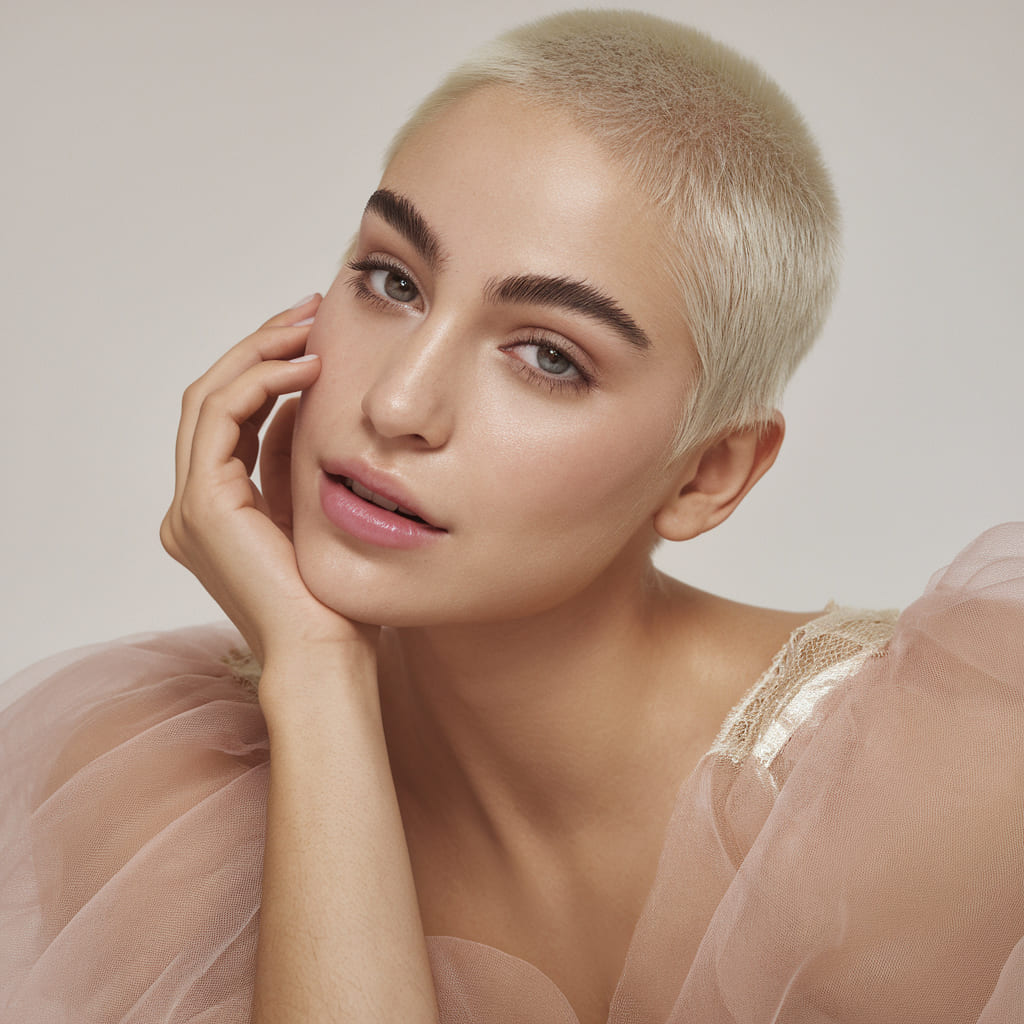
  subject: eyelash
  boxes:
[347,255,421,312]
[346,254,594,394]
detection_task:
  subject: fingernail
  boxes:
[294,316,315,326]
[289,293,318,309]
[289,353,319,364]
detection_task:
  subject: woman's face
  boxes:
[290,86,699,627]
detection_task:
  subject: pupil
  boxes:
[385,273,415,302]
[537,347,570,374]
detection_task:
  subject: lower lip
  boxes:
[318,473,446,550]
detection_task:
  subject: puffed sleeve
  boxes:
[0,624,268,1023]
[672,524,1024,1022]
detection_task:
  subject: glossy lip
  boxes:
[318,460,446,550]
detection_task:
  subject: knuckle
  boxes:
[178,492,203,531]
[182,375,206,401]
[159,512,182,559]
[198,387,229,418]
[181,378,207,414]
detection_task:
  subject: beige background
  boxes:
[2,0,1021,679]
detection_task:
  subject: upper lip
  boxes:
[321,458,444,530]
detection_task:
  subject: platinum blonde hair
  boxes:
[386,10,840,455]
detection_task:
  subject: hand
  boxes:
[160,295,375,669]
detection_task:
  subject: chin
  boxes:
[292,514,649,631]
[293,537,448,629]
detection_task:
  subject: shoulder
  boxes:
[0,622,265,808]
[711,522,1024,779]
[710,604,897,776]
[698,526,1024,1017]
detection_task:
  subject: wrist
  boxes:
[257,638,380,726]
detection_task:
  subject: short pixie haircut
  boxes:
[386,10,840,454]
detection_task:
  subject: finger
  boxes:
[173,299,320,497]
[174,333,309,498]
[185,357,320,496]
[260,293,321,330]
[261,397,300,536]
[235,390,282,478]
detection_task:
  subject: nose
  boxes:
[360,324,457,448]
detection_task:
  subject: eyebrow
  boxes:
[364,189,446,271]
[364,189,651,351]
[485,275,651,350]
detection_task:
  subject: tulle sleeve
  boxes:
[0,624,268,1023]
[662,523,1024,1022]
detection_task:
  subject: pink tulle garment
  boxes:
[2,525,1023,1022]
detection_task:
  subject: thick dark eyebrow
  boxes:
[364,189,649,350]
[363,188,446,271]
[484,274,651,351]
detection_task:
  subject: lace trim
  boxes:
[710,604,897,777]
[221,647,262,695]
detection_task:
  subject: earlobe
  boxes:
[653,413,785,542]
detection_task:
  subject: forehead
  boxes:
[377,87,688,352]
[383,86,648,250]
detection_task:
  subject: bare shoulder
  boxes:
[649,573,826,736]
[655,573,821,683]
[710,598,822,676]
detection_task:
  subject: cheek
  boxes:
[307,307,377,384]
[473,395,680,544]
[292,306,391,445]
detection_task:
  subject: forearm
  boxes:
[252,651,438,1024]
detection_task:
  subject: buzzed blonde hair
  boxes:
[386,10,840,454]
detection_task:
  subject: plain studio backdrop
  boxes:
[1,0,1021,681]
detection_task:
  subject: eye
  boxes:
[505,338,593,393]
[347,256,422,310]
[523,343,579,379]
[369,267,419,304]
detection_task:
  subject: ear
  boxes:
[653,413,785,542]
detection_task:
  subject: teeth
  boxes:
[340,476,427,523]
[347,478,399,512]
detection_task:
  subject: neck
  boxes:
[379,554,701,852]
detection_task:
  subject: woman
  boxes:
[1,11,1022,1023]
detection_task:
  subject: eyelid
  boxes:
[347,253,417,285]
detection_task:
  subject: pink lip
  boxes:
[318,463,446,550]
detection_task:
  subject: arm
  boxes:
[160,295,438,1023]
[253,648,437,1024]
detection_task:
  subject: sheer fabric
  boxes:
[1,525,1022,1022]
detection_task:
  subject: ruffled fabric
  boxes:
[657,523,1024,1022]
[0,626,267,1023]
[2,526,1023,1022]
